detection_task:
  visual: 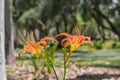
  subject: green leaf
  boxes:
[31,56,39,72]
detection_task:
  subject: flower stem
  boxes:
[63,61,67,80]
[47,58,58,80]
[50,63,59,80]
[44,49,58,80]
[63,47,67,80]
[65,52,72,63]
[63,51,72,80]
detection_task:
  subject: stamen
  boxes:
[38,20,45,27]
[29,32,34,42]
[18,31,28,44]
[82,24,90,35]
[75,24,81,35]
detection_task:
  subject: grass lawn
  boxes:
[16,56,120,68]
[92,49,120,54]
[70,57,120,68]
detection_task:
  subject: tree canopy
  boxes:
[12,0,120,42]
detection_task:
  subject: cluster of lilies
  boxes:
[18,27,93,80]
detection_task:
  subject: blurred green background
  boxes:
[0,0,118,67]
[12,0,120,52]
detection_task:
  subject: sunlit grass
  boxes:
[71,57,120,68]
[92,49,120,54]
[16,56,120,68]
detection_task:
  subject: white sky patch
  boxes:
[113,0,118,4]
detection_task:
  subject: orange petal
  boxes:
[55,32,71,38]
[40,37,57,48]
[89,41,94,47]
[61,38,67,46]
[79,36,86,43]
[41,37,57,42]
[84,37,94,47]
[39,40,47,48]
[29,32,34,43]
[36,42,40,47]
[18,49,24,59]
[24,44,32,52]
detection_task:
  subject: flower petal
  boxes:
[85,37,94,47]
[39,37,57,48]
[39,40,47,48]
[18,49,24,59]
[61,38,67,46]
[41,37,57,42]
[55,32,72,38]
[29,32,34,43]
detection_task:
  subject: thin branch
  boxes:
[91,12,111,30]
[94,8,120,35]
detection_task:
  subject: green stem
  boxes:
[32,56,38,72]
[44,49,58,80]
[63,51,72,80]
[65,52,72,63]
[63,61,67,80]
[63,47,67,80]
[50,63,59,80]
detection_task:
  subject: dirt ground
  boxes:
[7,64,120,80]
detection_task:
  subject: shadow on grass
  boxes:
[92,64,120,69]
[68,74,120,80]
[71,57,120,69]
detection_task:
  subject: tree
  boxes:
[80,0,120,40]
[13,0,120,42]
[5,0,15,64]
[0,0,7,79]
[12,0,80,37]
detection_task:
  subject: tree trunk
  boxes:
[5,0,15,64]
[62,14,68,32]
[97,25,105,42]
[56,22,60,34]
[69,15,77,34]
[0,0,7,79]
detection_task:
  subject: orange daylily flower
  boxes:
[18,33,42,58]
[55,30,93,53]
[18,33,57,58]
[39,37,57,48]
[23,42,42,57]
